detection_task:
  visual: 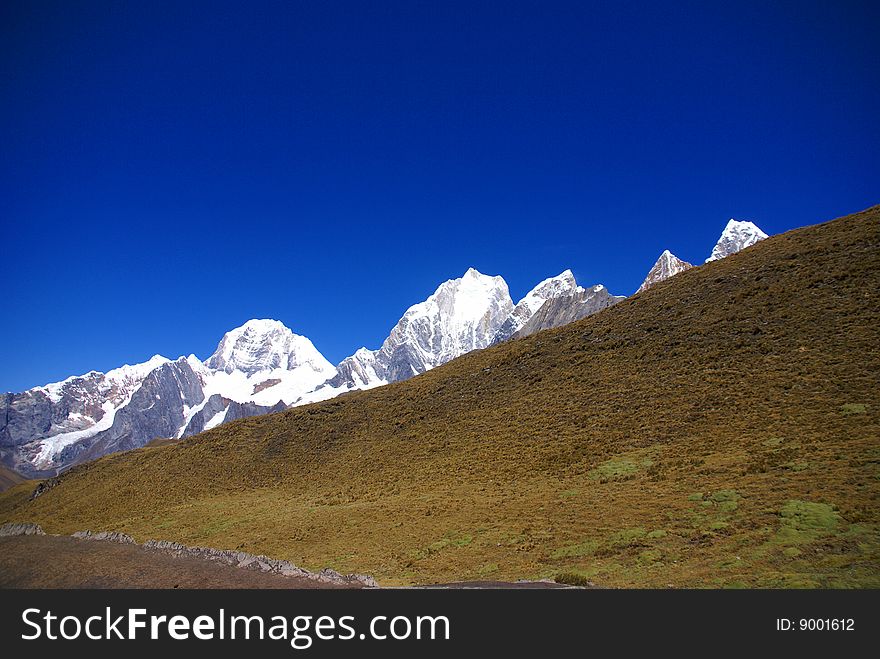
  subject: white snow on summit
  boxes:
[310,268,515,398]
[706,219,768,263]
[378,267,514,368]
[206,318,331,375]
[199,319,336,406]
[515,269,582,319]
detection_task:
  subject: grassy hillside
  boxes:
[2,206,878,587]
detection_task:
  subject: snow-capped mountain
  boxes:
[1,320,335,476]
[492,270,581,344]
[199,319,335,407]
[636,250,693,293]
[706,219,768,262]
[317,268,515,397]
[1,355,171,475]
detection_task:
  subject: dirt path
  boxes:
[0,535,349,589]
[0,535,583,589]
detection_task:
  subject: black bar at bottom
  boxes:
[0,589,874,656]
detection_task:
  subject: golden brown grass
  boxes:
[1,205,878,587]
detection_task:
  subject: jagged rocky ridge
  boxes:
[310,268,587,400]
[513,285,625,338]
[1,218,768,476]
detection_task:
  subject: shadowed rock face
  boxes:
[1,371,133,448]
[180,394,285,438]
[512,285,624,338]
[57,359,205,469]
[181,394,228,437]
[491,270,580,344]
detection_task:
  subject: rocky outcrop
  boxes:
[66,532,378,587]
[1,390,65,449]
[30,477,59,500]
[180,395,285,437]
[0,522,45,536]
[513,285,624,338]
[181,394,229,436]
[225,400,287,423]
[72,530,135,543]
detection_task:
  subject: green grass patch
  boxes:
[638,549,662,564]
[840,403,867,415]
[551,539,599,559]
[708,489,741,512]
[608,527,647,548]
[413,532,474,560]
[588,459,639,481]
[554,571,595,587]
[773,500,840,546]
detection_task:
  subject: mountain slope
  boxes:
[0,216,744,475]
[1,355,171,476]
[2,205,877,587]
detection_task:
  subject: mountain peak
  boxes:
[637,250,693,293]
[490,269,582,344]
[706,219,768,262]
[526,270,580,299]
[205,319,331,376]
[324,269,515,393]
[237,318,288,333]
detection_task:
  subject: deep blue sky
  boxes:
[2,1,878,392]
